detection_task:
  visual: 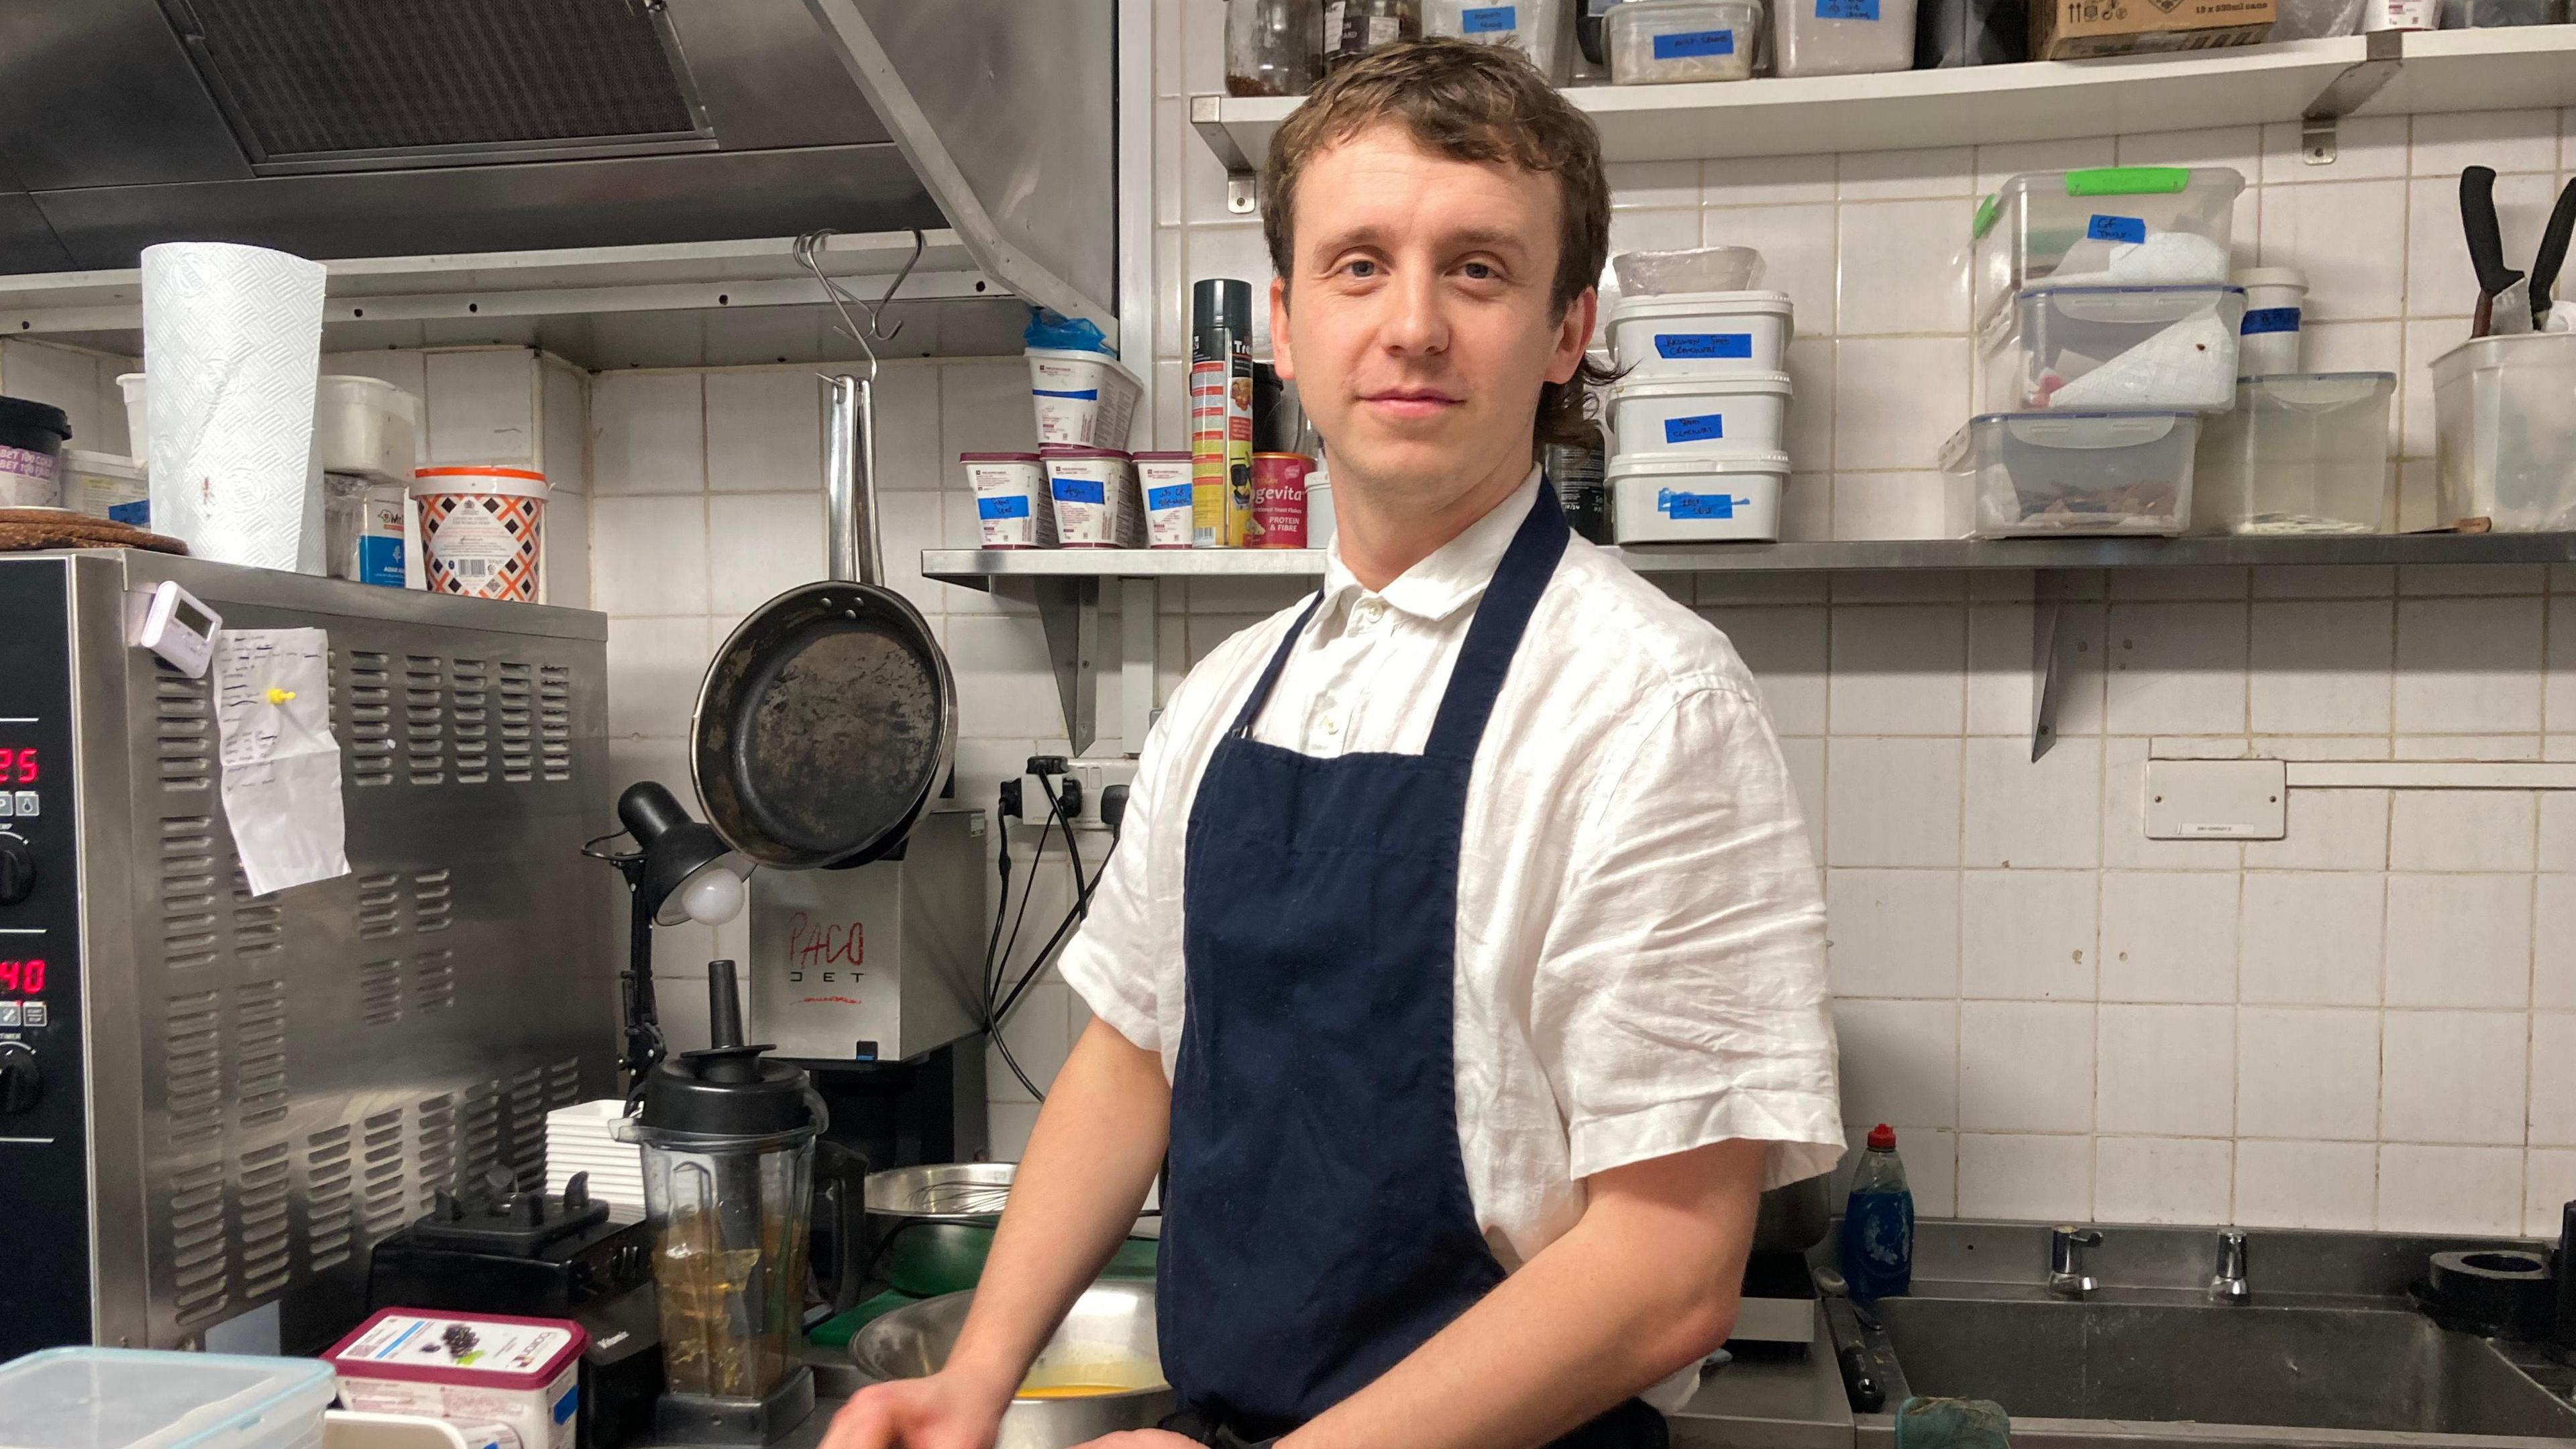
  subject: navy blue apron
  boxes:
[1158,483,1666,1449]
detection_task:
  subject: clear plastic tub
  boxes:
[0,1347,337,1449]
[1607,290,1793,375]
[1917,0,2027,63]
[1612,246,1764,295]
[1941,410,2200,537]
[1971,167,2245,327]
[316,375,421,483]
[2271,0,2366,36]
[1604,370,1792,455]
[1985,284,2245,412]
[2192,372,2394,535]
[1776,0,1919,75]
[2430,331,2576,532]
[1607,451,1788,542]
[1425,0,1572,79]
[1605,0,1762,80]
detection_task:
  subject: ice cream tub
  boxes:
[1027,347,1143,449]
[411,466,547,601]
[327,1309,585,1449]
[1134,451,1196,549]
[963,451,1055,548]
[1041,445,1142,548]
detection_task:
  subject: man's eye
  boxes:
[1461,262,1497,280]
[1342,259,1378,278]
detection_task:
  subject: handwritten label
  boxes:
[1654,332,1754,360]
[1146,483,1194,511]
[2241,306,2301,335]
[1662,490,1739,520]
[1053,477,1107,504]
[786,911,866,970]
[1663,413,1726,444]
[1816,0,1882,19]
[1652,27,1734,57]
[978,494,1031,520]
[1461,4,1517,30]
[2086,213,2147,244]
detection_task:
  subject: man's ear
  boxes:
[1269,274,1295,382]
[1547,287,1597,386]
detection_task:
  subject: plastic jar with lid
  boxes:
[1775,0,1919,76]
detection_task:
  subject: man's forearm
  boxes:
[941,1018,1172,1405]
[1283,1139,1768,1449]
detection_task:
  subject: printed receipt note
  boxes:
[214,627,350,896]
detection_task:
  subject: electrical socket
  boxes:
[1019,759,1138,831]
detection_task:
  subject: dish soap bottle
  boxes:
[1841,1124,1914,1299]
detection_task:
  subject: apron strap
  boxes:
[1423,480,1569,763]
[1226,592,1326,739]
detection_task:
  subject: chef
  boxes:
[824,38,1840,1449]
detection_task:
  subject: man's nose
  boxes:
[1381,270,1448,356]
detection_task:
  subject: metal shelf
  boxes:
[922,532,2576,588]
[1191,28,2576,181]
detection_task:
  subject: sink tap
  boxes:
[2048,1226,2104,1299]
[2210,1229,2251,1305]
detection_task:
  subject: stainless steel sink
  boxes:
[1823,1222,2576,1449]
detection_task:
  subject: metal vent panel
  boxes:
[155,672,213,793]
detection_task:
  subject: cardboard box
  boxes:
[2029,0,2273,58]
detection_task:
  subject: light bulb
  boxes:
[677,865,747,926]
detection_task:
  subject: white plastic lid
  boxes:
[2239,371,2395,407]
[2231,267,2308,292]
[0,1348,337,1449]
[1968,409,2190,450]
[1606,290,1794,326]
[1607,370,1793,402]
[1605,450,1791,482]
[63,447,144,477]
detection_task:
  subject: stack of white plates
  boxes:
[546,1098,647,1222]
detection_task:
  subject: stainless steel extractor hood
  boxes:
[0,0,1116,324]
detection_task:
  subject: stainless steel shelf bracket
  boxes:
[2299,29,2402,165]
[1191,94,1262,214]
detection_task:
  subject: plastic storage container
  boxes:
[0,1347,337,1449]
[1605,0,1762,80]
[411,466,546,600]
[1425,0,1572,78]
[2234,267,2306,376]
[2430,331,2576,533]
[962,452,1055,548]
[1605,371,1792,455]
[2271,0,2366,36]
[1134,451,1197,548]
[1607,451,1788,541]
[62,448,148,526]
[1916,0,2027,62]
[1612,246,1763,296]
[1943,410,2201,537]
[1608,290,1793,375]
[1776,0,1919,75]
[1041,446,1144,547]
[1972,167,2245,327]
[1986,284,2245,411]
[316,375,421,483]
[1228,0,1322,96]
[329,1309,585,1449]
[2192,372,2394,535]
[1026,347,1142,449]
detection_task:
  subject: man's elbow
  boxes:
[1651,1294,1739,1377]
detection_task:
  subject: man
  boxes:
[825,39,1839,1449]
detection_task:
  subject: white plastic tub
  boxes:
[1608,451,1789,541]
[1605,0,1762,80]
[117,371,148,468]
[0,1347,337,1449]
[1986,284,2246,411]
[1776,0,1920,76]
[1607,290,1793,375]
[1942,410,2200,537]
[2430,331,2576,532]
[2192,372,2394,535]
[1425,0,1571,79]
[2234,267,2307,377]
[962,451,1055,547]
[1026,347,1142,449]
[1971,167,2245,327]
[1134,451,1197,548]
[1042,445,1142,547]
[1612,246,1764,296]
[317,375,421,482]
[1605,370,1792,455]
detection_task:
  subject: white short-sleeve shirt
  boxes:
[1057,470,1843,1285]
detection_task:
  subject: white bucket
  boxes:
[1605,370,1792,456]
[410,465,547,600]
[962,452,1054,547]
[1608,451,1788,542]
[1134,451,1196,549]
[1607,290,1793,375]
[317,375,422,483]
[1041,447,1142,547]
[1026,347,1143,449]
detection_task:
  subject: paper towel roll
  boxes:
[143,242,327,572]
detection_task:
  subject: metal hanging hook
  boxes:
[793,227,924,378]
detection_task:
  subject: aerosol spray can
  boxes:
[1191,278,1256,547]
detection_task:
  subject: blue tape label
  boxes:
[1146,483,1193,511]
[2087,213,2147,244]
[1652,27,1734,56]
[1053,477,1107,505]
[1816,0,1882,19]
[1032,387,1099,400]
[1663,413,1726,444]
[107,498,150,526]
[1461,5,1517,31]
[1654,332,1754,360]
[356,535,405,588]
[978,494,1032,519]
[1660,489,1738,520]
[2241,306,2301,335]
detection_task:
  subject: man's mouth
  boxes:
[1359,388,1462,420]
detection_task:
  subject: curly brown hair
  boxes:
[1260,38,1614,449]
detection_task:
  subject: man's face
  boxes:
[1272,125,1591,507]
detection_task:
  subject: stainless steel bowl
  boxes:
[866,1162,1014,1236]
[849,1279,1172,1449]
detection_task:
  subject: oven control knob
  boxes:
[0,837,31,906]
[0,1043,39,1115]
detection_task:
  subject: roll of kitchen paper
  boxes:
[142,241,328,573]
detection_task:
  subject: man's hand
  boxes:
[819,1370,1010,1449]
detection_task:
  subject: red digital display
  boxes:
[0,747,34,784]
[0,961,44,996]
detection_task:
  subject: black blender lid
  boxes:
[637,960,816,1138]
[0,394,70,439]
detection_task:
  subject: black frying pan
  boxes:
[692,374,955,869]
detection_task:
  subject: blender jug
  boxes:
[619,961,824,1444]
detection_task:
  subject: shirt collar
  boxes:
[1321,466,1544,623]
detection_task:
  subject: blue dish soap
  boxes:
[1841,1123,1914,1299]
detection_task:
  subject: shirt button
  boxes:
[1352,598,1385,629]
[1320,716,1341,737]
